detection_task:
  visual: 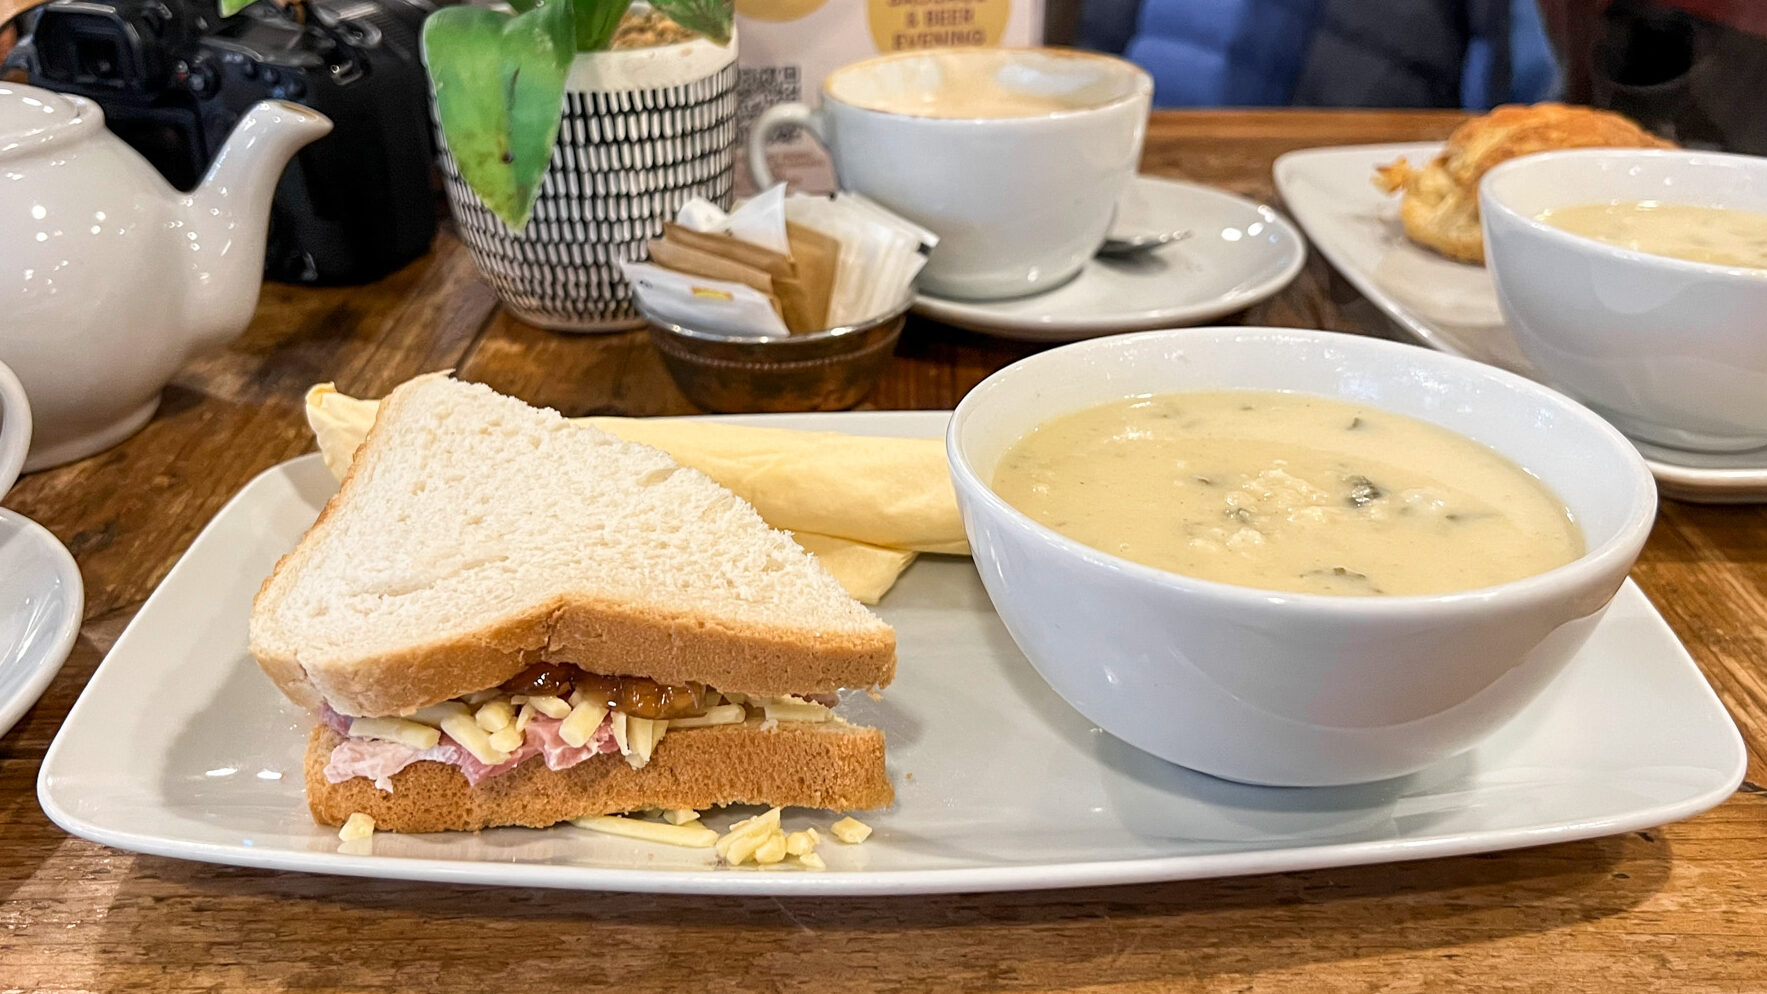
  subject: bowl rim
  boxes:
[637,293,915,346]
[946,326,1658,619]
[1479,146,1767,280]
[821,46,1154,125]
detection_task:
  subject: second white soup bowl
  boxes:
[947,328,1656,786]
[1481,148,1767,452]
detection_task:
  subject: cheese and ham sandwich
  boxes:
[249,374,895,833]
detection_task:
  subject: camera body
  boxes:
[6,0,439,284]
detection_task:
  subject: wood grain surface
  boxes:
[3,109,1764,993]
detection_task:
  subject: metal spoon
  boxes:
[1097,228,1193,258]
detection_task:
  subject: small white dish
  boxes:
[913,175,1306,341]
[0,507,83,738]
[38,412,1743,895]
[1275,142,1767,502]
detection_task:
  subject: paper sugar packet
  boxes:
[618,262,790,339]
[630,184,935,339]
[786,192,937,327]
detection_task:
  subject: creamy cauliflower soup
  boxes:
[1536,201,1767,269]
[991,391,1583,596]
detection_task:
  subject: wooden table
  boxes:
[3,110,1764,992]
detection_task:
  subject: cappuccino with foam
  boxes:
[749,48,1153,300]
[826,49,1126,120]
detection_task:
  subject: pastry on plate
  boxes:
[1373,103,1672,264]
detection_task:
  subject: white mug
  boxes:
[0,360,34,499]
[749,47,1152,301]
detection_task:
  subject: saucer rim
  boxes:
[0,506,83,738]
[911,174,1307,341]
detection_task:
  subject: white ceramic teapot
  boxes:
[0,83,331,471]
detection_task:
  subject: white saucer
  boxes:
[0,507,82,737]
[1275,142,1767,503]
[913,176,1307,342]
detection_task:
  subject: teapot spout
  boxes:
[180,101,332,350]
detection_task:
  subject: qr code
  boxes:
[738,65,803,144]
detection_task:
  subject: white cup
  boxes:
[0,360,34,499]
[749,47,1152,302]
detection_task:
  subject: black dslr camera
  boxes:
[5,0,440,284]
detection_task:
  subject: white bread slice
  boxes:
[306,719,893,832]
[251,375,896,717]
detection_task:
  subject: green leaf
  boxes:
[506,0,542,11]
[651,0,733,46]
[422,0,575,231]
[217,0,255,16]
[572,0,628,52]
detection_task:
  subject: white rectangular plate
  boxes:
[39,411,1745,896]
[1274,142,1767,503]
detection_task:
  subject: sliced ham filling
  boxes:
[320,703,618,792]
[320,688,843,793]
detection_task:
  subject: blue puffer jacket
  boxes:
[1120,0,1325,106]
[1104,0,1558,109]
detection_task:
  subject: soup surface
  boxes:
[992,392,1583,596]
[1536,201,1767,269]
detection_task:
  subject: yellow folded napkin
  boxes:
[303,384,968,602]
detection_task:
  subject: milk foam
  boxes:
[826,48,1139,120]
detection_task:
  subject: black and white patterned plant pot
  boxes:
[439,39,739,332]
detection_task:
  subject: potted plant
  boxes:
[422,0,736,331]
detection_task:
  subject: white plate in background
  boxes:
[913,176,1307,341]
[0,508,82,738]
[1275,142,1767,503]
[38,412,1744,896]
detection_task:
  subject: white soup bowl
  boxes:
[1482,148,1767,452]
[947,327,1656,786]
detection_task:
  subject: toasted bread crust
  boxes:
[1374,103,1673,265]
[259,594,898,717]
[251,374,897,716]
[251,393,391,712]
[306,721,894,832]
